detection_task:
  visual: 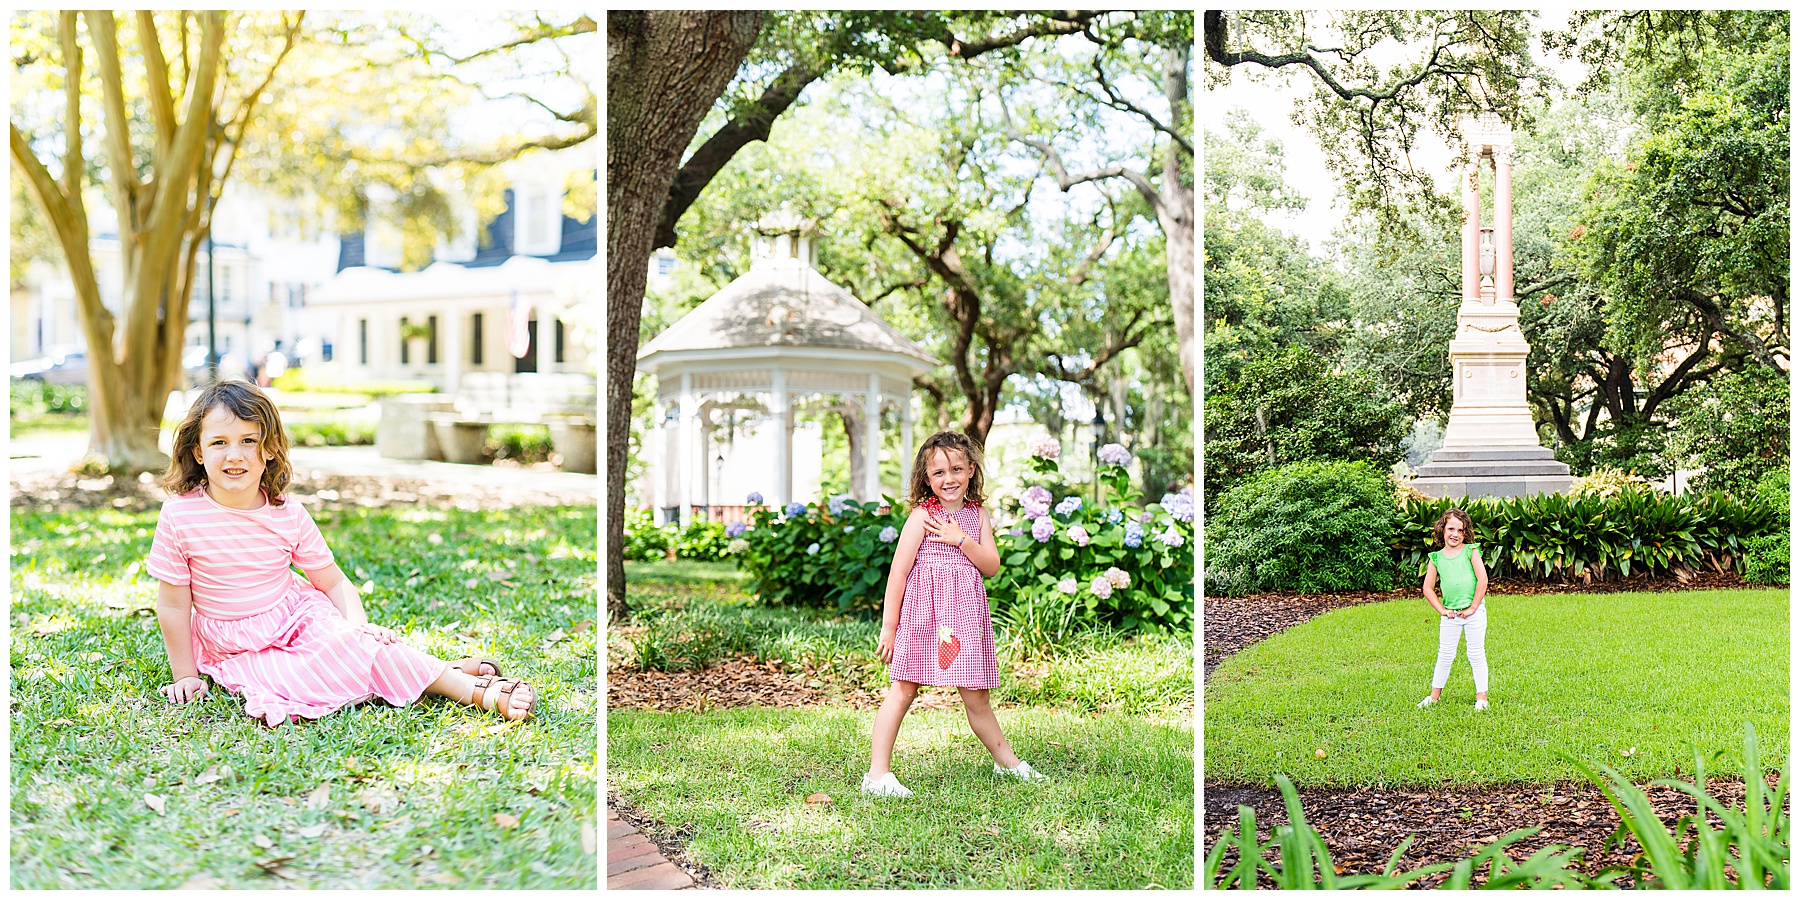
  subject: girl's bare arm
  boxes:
[303,562,369,626]
[876,510,928,663]
[959,508,1001,577]
[1468,549,1489,613]
[155,580,207,702]
[1422,560,1448,615]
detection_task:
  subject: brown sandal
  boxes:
[470,675,536,722]
[451,656,503,678]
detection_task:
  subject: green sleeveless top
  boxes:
[1431,543,1479,610]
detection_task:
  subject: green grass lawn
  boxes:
[10,414,90,437]
[611,560,1194,887]
[1204,589,1788,788]
[11,504,598,889]
[609,706,1192,888]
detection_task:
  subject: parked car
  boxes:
[12,352,87,385]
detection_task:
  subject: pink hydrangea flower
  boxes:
[1090,576,1114,599]
[1068,525,1090,546]
[1029,435,1062,460]
[1057,577,1079,595]
[1104,566,1130,589]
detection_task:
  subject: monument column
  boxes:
[1462,161,1481,303]
[1495,146,1515,302]
[1411,113,1572,500]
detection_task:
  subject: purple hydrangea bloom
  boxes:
[1140,511,1155,524]
[725,522,747,538]
[878,526,899,543]
[1057,577,1079,595]
[828,494,853,516]
[1124,521,1145,548]
[784,502,807,517]
[1097,442,1132,467]
[1055,496,1082,516]
[1089,576,1114,599]
[1021,485,1052,518]
[1155,526,1186,547]
[746,492,764,505]
[1068,525,1090,546]
[1160,490,1195,523]
[1031,516,1056,542]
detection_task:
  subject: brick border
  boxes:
[607,792,718,890]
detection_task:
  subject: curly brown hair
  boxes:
[1433,507,1475,548]
[907,431,986,509]
[162,380,292,506]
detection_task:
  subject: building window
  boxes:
[359,319,368,365]
[516,187,562,256]
[656,254,675,277]
[400,316,410,365]
[472,313,484,366]
[288,284,306,308]
[554,319,565,364]
[427,315,438,365]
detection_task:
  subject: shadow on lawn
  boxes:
[10,503,598,889]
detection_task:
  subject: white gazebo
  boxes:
[637,212,937,525]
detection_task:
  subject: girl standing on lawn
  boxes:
[148,380,536,726]
[1418,507,1490,710]
[864,431,1046,797]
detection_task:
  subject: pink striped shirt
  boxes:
[147,488,335,620]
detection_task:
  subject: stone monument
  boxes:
[1411,113,1574,499]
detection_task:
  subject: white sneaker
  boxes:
[1417,695,1437,709]
[861,771,913,798]
[1474,699,1489,711]
[995,760,1048,782]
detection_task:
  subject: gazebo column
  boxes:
[678,372,696,527]
[863,375,881,502]
[772,368,793,507]
[661,400,681,524]
[697,402,715,519]
[899,393,914,498]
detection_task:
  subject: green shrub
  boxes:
[675,520,731,562]
[737,496,907,614]
[1568,466,1653,498]
[1207,461,1399,596]
[270,369,435,397]
[285,419,376,447]
[623,508,676,562]
[1397,490,1781,582]
[487,423,552,464]
[1743,533,1789,585]
[11,381,87,420]
[1668,368,1789,496]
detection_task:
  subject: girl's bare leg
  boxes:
[958,688,1021,769]
[869,680,919,775]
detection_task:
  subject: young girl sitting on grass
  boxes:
[148,381,536,726]
[1418,507,1490,710]
[863,431,1046,798]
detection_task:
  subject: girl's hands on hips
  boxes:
[877,625,896,664]
[161,676,209,704]
[359,623,400,644]
[922,514,967,546]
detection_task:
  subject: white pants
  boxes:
[1431,605,1488,693]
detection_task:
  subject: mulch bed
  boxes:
[606,654,964,713]
[1203,570,1751,678]
[1204,775,1774,888]
[10,468,594,514]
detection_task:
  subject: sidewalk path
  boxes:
[607,801,696,890]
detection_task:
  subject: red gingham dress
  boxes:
[888,501,999,689]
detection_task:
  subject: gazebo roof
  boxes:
[637,257,938,375]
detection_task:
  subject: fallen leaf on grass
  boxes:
[805,792,833,805]
[194,765,223,785]
[254,834,275,850]
[1314,749,1328,759]
[177,875,223,889]
[144,793,166,816]
[47,718,74,727]
[83,651,104,662]
[424,872,461,885]
[254,856,293,873]
[484,571,511,583]
[493,813,520,829]
[570,620,593,634]
[1621,747,1637,757]
[298,823,327,839]
[305,782,331,810]
[220,808,240,817]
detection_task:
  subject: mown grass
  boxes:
[616,560,1194,719]
[11,504,598,889]
[609,706,1193,888]
[1204,589,1788,788]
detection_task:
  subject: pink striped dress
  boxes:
[888,501,999,689]
[146,488,445,726]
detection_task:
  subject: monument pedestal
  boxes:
[1412,300,1572,500]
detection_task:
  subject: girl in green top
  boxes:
[1418,508,1490,710]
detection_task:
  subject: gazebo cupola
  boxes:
[637,212,938,525]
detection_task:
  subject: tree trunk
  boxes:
[1160,46,1196,394]
[837,406,868,501]
[606,11,762,624]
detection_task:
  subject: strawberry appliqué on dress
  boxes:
[938,626,961,669]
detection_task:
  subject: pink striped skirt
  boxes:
[888,564,999,689]
[191,587,445,727]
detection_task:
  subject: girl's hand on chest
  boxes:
[922,513,968,546]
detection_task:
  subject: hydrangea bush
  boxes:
[731,440,1195,635]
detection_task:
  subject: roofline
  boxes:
[637,344,938,377]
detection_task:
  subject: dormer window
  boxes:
[515,185,563,256]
